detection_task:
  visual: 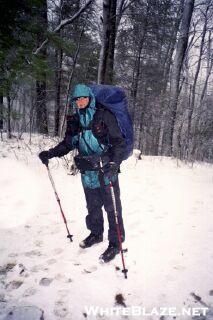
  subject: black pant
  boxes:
[83,178,125,245]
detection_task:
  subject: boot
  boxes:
[99,242,120,263]
[79,233,103,249]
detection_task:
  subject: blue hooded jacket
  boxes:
[48,84,126,189]
[71,84,115,189]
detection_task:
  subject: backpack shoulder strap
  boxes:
[66,113,80,136]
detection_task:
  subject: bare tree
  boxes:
[34,0,94,55]
[191,30,213,158]
[98,0,117,84]
[54,47,63,136]
[59,24,86,139]
[130,2,150,127]
[167,0,195,156]
[158,1,184,155]
[35,0,48,134]
[7,95,11,139]
[0,95,3,138]
[186,1,211,156]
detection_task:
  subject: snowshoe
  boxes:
[79,233,103,249]
[99,242,120,263]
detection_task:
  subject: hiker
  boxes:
[39,84,127,262]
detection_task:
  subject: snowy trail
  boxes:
[0,139,213,319]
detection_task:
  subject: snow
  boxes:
[0,158,41,229]
[0,134,213,320]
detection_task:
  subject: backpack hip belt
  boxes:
[74,153,110,173]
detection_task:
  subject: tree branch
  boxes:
[33,0,94,55]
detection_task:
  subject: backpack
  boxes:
[90,84,134,160]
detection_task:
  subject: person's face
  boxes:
[75,97,89,109]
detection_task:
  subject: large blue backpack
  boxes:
[90,84,134,160]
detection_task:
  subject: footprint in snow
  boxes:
[12,263,27,277]
[39,277,53,286]
[8,253,18,258]
[0,262,16,276]
[24,225,31,229]
[47,258,57,265]
[54,300,69,318]
[0,293,6,302]
[0,298,7,316]
[173,265,186,271]
[54,274,73,283]
[82,265,97,274]
[30,264,46,273]
[34,240,44,248]
[58,289,70,297]
[23,287,37,297]
[4,306,44,320]
[51,227,61,235]
[6,280,23,291]
[53,248,64,255]
[25,250,43,257]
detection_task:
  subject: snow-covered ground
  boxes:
[0,134,213,320]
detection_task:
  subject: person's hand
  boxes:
[104,162,119,180]
[39,151,50,166]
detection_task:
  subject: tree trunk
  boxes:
[130,3,150,142]
[158,7,184,155]
[199,47,212,105]
[98,0,117,84]
[186,2,210,155]
[36,0,48,134]
[54,48,63,136]
[0,95,3,131]
[191,31,212,157]
[107,0,117,84]
[131,32,147,126]
[167,0,195,156]
[7,95,11,139]
[36,80,48,134]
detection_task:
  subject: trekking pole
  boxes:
[46,165,73,242]
[109,181,128,279]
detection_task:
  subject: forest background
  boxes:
[0,0,212,163]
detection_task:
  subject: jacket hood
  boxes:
[71,84,96,109]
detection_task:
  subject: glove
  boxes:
[39,151,50,166]
[104,162,119,180]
